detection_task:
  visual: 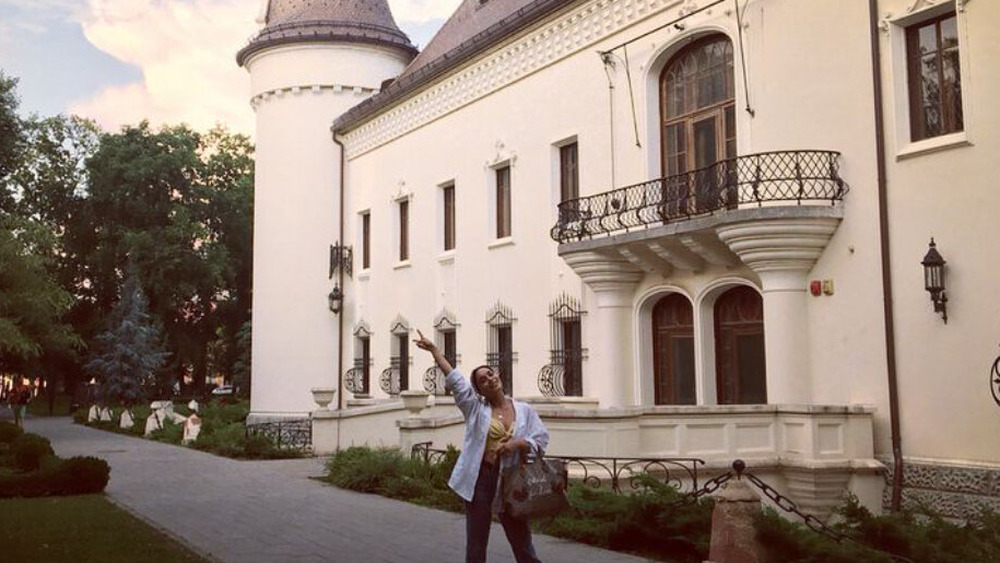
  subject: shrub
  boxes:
[192,423,246,458]
[755,495,1000,563]
[0,421,23,444]
[148,420,183,444]
[53,456,111,495]
[11,433,55,472]
[0,455,110,498]
[544,475,713,562]
[325,446,407,493]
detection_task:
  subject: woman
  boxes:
[414,330,546,563]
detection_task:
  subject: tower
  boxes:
[238,0,416,419]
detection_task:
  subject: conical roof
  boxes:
[237,0,418,66]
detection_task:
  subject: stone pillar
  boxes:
[562,251,643,408]
[708,479,765,563]
[716,218,840,404]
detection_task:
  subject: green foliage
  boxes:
[232,320,251,398]
[11,433,55,472]
[544,474,713,562]
[0,455,110,498]
[755,495,1000,563]
[0,421,23,444]
[0,70,23,197]
[148,420,183,445]
[0,214,83,365]
[323,445,464,513]
[85,270,169,407]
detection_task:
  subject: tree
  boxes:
[80,122,253,395]
[85,271,168,407]
[0,214,82,368]
[0,71,23,209]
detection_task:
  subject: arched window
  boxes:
[652,294,696,405]
[714,286,766,404]
[659,35,736,216]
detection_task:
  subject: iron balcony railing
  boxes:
[551,150,848,243]
[344,359,370,396]
[423,366,451,396]
[380,357,407,395]
[537,350,584,397]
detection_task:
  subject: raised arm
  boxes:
[413,330,454,376]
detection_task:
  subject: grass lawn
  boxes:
[0,494,209,563]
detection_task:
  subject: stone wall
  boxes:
[881,456,1000,520]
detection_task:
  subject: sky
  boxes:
[0,0,459,137]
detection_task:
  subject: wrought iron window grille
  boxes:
[539,294,588,397]
[329,241,353,278]
[485,301,517,395]
[991,351,1000,408]
[550,150,848,243]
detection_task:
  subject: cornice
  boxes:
[250,83,379,110]
[340,0,702,159]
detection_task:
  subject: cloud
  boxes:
[390,0,461,25]
[68,0,258,136]
[66,0,459,137]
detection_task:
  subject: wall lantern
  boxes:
[920,238,947,324]
[327,284,343,315]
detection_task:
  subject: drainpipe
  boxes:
[333,128,346,450]
[868,0,904,511]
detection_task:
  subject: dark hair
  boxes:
[469,365,493,396]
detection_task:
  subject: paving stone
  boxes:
[26,418,653,563]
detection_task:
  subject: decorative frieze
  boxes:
[881,456,1000,519]
[341,0,718,159]
[250,83,378,110]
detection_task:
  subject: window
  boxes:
[495,166,511,239]
[652,294,695,405]
[382,318,411,394]
[714,286,766,404]
[349,325,372,396]
[425,311,459,395]
[906,12,962,141]
[659,35,736,216]
[361,212,371,269]
[541,294,585,397]
[398,199,409,261]
[559,143,579,204]
[486,302,515,395]
[443,184,456,251]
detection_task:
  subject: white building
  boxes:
[238,0,1000,518]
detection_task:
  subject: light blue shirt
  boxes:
[445,368,549,502]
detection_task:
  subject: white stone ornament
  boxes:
[182,414,202,444]
[187,400,199,413]
[98,407,113,422]
[120,410,134,429]
[144,411,162,436]
[87,405,99,422]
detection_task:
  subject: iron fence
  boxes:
[551,150,848,243]
[245,418,311,450]
[410,442,704,494]
[344,359,370,395]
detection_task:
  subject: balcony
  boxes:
[552,150,847,249]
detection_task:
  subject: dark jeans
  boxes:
[465,461,541,563]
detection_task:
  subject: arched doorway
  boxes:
[714,286,766,404]
[659,34,736,216]
[652,294,696,404]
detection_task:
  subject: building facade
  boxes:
[240,0,999,517]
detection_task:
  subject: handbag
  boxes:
[500,455,571,519]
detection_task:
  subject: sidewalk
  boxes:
[25,418,654,563]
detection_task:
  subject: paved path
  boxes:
[26,418,653,563]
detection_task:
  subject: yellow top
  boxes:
[485,417,514,456]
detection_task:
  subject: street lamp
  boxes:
[327,284,343,315]
[921,238,947,324]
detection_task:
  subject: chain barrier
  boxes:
[734,461,915,563]
[666,470,733,508]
